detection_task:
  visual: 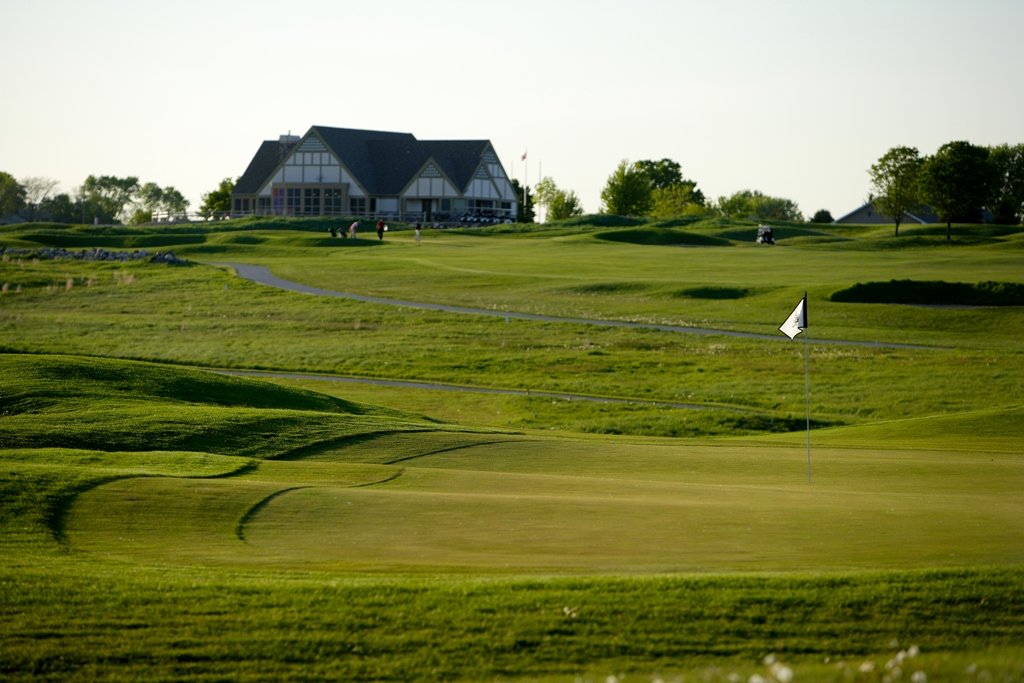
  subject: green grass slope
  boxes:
[0,354,445,458]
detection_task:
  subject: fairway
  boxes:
[2,218,1023,681]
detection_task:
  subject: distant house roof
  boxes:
[834,202,938,225]
[317,126,492,195]
[231,125,517,220]
[234,139,296,194]
[235,126,496,197]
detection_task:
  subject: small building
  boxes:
[231,125,518,222]
[833,202,938,225]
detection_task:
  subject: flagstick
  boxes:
[805,329,812,483]
[779,294,811,483]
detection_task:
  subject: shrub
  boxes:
[831,280,1024,306]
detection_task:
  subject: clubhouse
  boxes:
[231,126,519,223]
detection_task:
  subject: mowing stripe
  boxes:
[235,486,310,541]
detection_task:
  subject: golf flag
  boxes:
[779,295,807,340]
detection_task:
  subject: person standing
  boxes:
[376,218,386,240]
[414,222,422,245]
[348,221,359,239]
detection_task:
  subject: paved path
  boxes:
[217,262,935,350]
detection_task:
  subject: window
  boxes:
[350,197,366,215]
[286,188,301,215]
[324,189,344,215]
[303,188,321,215]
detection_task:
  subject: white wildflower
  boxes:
[910,671,927,683]
[770,663,794,683]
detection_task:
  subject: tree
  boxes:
[534,176,583,222]
[869,146,923,237]
[919,141,997,240]
[649,182,707,220]
[634,159,683,190]
[548,189,583,221]
[138,182,164,211]
[0,171,26,217]
[600,160,652,216]
[81,174,140,223]
[509,179,535,223]
[133,183,190,223]
[635,158,706,220]
[37,193,81,223]
[20,176,61,221]
[810,209,834,224]
[988,143,1024,225]
[715,189,803,222]
[160,186,189,217]
[200,177,235,219]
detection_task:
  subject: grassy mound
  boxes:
[595,226,732,246]
[0,354,446,458]
[831,280,1024,306]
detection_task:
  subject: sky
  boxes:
[2,0,1022,219]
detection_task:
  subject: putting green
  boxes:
[66,433,1024,573]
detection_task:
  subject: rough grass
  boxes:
[3,561,1022,682]
[1,259,1021,439]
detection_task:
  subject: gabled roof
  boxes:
[234,126,501,198]
[312,126,491,194]
[313,126,415,195]
[234,139,295,194]
[834,202,938,225]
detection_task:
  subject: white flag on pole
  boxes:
[779,295,807,340]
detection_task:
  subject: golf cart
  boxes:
[756,224,775,245]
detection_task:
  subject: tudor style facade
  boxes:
[231,126,518,222]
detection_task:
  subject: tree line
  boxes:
[534,142,1022,229]
[0,173,235,224]
[534,158,807,224]
[869,141,1024,239]
[3,142,1021,230]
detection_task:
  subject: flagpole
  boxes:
[805,322,811,484]
[524,150,528,211]
[778,293,811,483]
[803,292,811,484]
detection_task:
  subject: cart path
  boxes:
[216,262,937,350]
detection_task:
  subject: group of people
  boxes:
[328,220,423,245]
